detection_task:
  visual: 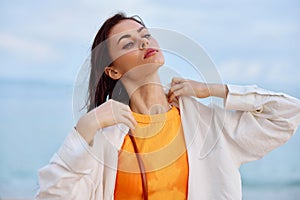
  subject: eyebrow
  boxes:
[117,26,146,44]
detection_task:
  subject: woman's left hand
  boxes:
[167,77,228,102]
[167,77,209,102]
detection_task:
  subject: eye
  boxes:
[123,42,134,49]
[143,34,151,39]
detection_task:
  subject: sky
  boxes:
[0,0,299,97]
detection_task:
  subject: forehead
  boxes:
[108,19,144,38]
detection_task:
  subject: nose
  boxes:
[139,38,149,50]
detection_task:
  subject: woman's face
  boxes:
[106,19,164,80]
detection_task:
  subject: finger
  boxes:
[127,112,138,127]
[169,83,184,93]
[113,103,137,127]
[171,77,184,86]
[122,108,137,125]
[120,110,137,126]
[168,89,183,102]
[168,93,177,103]
[112,103,131,118]
[110,103,126,122]
[120,115,136,130]
[168,84,183,98]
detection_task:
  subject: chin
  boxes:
[148,58,164,68]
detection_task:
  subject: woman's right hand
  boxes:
[75,99,137,145]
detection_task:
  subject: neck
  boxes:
[122,73,170,115]
[130,84,170,115]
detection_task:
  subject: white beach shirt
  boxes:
[36,85,300,200]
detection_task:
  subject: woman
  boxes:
[36,13,300,200]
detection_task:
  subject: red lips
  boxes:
[144,48,158,59]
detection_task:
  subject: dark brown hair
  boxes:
[87,13,145,112]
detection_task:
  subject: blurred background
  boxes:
[1,0,300,199]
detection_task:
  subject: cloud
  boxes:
[0,32,58,63]
[0,0,299,88]
[250,20,300,39]
[218,59,263,82]
[217,58,300,85]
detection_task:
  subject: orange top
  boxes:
[114,106,189,200]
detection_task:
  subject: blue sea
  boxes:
[1,79,300,199]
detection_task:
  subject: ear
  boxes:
[104,66,123,80]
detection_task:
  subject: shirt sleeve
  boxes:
[222,84,300,166]
[35,128,102,200]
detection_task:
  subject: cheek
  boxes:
[151,38,161,49]
[156,51,165,64]
[113,50,142,73]
[150,39,164,64]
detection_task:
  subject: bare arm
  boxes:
[167,77,228,101]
